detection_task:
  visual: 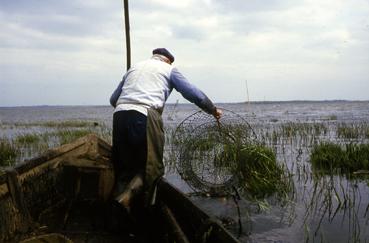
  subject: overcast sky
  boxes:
[1,0,369,106]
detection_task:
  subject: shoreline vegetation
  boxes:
[0,99,369,108]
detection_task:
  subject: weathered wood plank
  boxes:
[161,204,190,243]
[158,179,240,243]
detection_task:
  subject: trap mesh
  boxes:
[172,108,257,194]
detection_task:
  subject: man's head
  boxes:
[152,48,175,64]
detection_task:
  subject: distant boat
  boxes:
[0,134,239,243]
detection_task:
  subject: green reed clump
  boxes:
[235,143,292,199]
[310,142,369,173]
[337,124,360,139]
[345,143,369,171]
[310,143,347,172]
[15,133,40,144]
[0,139,18,166]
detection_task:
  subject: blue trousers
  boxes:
[112,110,147,181]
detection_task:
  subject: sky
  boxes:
[1,0,369,106]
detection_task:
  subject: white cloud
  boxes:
[1,0,368,106]
[150,0,194,9]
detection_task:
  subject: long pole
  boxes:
[123,0,131,71]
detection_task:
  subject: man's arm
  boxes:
[170,68,221,118]
[109,76,126,107]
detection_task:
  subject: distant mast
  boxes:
[123,0,131,71]
[245,80,250,106]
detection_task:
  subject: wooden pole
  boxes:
[123,0,131,71]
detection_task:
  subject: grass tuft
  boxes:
[310,142,369,174]
[0,139,18,166]
[15,133,40,144]
[236,143,292,199]
[337,122,369,139]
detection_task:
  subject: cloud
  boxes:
[0,0,122,49]
[1,0,369,106]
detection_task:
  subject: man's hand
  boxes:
[213,108,223,120]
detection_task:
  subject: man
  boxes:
[109,48,222,205]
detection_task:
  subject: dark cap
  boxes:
[152,48,175,63]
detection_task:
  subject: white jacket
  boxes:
[110,56,216,116]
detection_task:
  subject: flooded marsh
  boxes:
[1,101,369,242]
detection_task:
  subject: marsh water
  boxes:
[1,101,369,242]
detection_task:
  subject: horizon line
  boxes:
[1,99,368,108]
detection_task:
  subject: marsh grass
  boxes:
[303,175,356,239]
[0,139,18,166]
[252,119,369,241]
[337,122,369,139]
[280,122,328,138]
[258,122,330,149]
[51,129,92,145]
[15,133,40,144]
[337,124,361,139]
[235,144,293,200]
[1,110,369,241]
[42,120,98,128]
[162,118,369,241]
[310,142,369,174]
[3,120,98,128]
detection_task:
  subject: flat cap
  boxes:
[152,48,175,63]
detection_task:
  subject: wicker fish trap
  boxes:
[172,108,257,194]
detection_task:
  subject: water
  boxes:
[1,100,369,242]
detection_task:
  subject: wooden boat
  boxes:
[0,134,239,243]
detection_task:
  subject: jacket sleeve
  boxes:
[170,68,216,115]
[109,75,126,107]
